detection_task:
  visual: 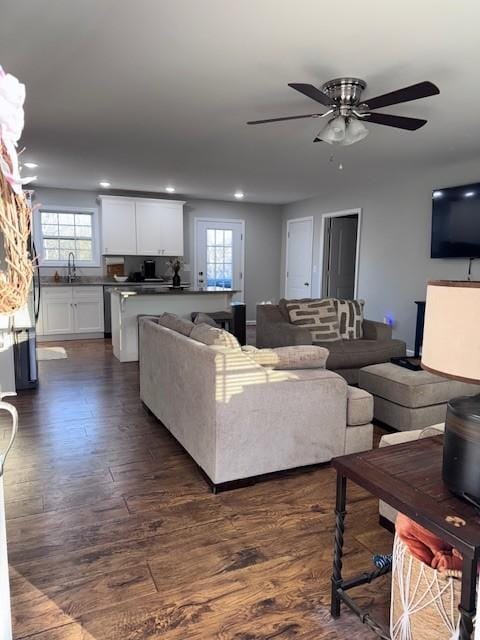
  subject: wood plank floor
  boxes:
[2,339,393,639]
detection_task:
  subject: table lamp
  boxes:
[422,280,480,507]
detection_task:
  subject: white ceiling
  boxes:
[1,0,479,204]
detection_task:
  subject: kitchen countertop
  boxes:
[40,277,169,287]
[112,287,239,297]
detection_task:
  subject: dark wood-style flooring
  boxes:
[2,339,392,639]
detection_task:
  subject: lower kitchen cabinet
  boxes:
[38,286,104,338]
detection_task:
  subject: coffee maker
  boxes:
[143,259,156,279]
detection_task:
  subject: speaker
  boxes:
[443,394,480,508]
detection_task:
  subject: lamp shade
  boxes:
[318,116,346,144]
[422,280,480,383]
[341,117,369,146]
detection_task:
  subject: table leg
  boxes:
[331,472,347,618]
[459,552,477,639]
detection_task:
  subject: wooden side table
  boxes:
[330,436,479,639]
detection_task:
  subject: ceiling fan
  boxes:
[247,78,440,145]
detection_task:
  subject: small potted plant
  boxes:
[167,257,183,288]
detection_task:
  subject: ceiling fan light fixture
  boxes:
[340,117,369,146]
[318,116,346,144]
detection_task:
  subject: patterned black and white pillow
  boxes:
[334,299,365,339]
[285,298,341,342]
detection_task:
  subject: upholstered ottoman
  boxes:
[358,363,479,431]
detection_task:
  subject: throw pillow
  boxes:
[190,323,241,350]
[334,299,365,339]
[285,298,341,342]
[242,345,329,370]
[192,312,218,327]
[157,313,194,337]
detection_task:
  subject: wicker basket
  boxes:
[390,535,465,640]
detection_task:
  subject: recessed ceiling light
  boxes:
[99,181,111,188]
[465,191,475,197]
[234,191,244,199]
[165,186,175,193]
[24,162,38,169]
[433,190,443,198]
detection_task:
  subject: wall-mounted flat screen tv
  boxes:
[431,182,480,258]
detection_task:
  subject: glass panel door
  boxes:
[195,220,244,301]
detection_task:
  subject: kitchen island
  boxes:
[110,287,241,362]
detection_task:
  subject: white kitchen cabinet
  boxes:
[99,196,184,256]
[40,288,74,335]
[38,286,104,337]
[135,199,184,256]
[72,287,104,333]
[99,197,137,255]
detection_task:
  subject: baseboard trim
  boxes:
[37,332,105,342]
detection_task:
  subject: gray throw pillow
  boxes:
[192,312,218,327]
[190,323,241,350]
[157,313,194,336]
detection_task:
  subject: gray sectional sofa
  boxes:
[139,315,374,490]
[256,301,406,384]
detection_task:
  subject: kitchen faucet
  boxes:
[67,252,77,283]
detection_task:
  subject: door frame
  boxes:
[284,216,314,298]
[193,217,246,301]
[318,208,362,299]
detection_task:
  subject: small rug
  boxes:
[37,346,68,361]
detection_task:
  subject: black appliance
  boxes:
[13,240,40,390]
[143,259,156,279]
[431,182,480,258]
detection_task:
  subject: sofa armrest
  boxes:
[362,319,392,341]
[256,304,312,348]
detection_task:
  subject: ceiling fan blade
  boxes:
[247,113,323,125]
[364,81,439,111]
[288,83,334,107]
[364,112,427,130]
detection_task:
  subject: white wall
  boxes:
[33,187,283,321]
[281,158,480,350]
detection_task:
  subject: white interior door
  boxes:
[285,217,313,299]
[195,219,244,301]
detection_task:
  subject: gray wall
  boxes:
[281,158,480,350]
[33,187,282,320]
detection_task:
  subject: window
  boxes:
[206,229,233,289]
[36,207,99,266]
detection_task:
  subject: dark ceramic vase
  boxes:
[172,269,181,288]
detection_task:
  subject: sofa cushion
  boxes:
[242,345,329,370]
[347,386,373,425]
[334,299,365,339]
[314,338,406,370]
[157,313,194,336]
[190,323,241,349]
[284,298,341,343]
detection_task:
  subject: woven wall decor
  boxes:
[0,155,33,315]
[0,65,35,316]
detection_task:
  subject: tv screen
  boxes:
[431,182,480,258]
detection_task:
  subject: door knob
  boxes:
[304,282,309,286]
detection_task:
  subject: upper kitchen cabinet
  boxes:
[135,199,184,256]
[99,196,185,256]
[99,196,137,255]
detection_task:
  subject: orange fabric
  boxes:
[396,513,463,572]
